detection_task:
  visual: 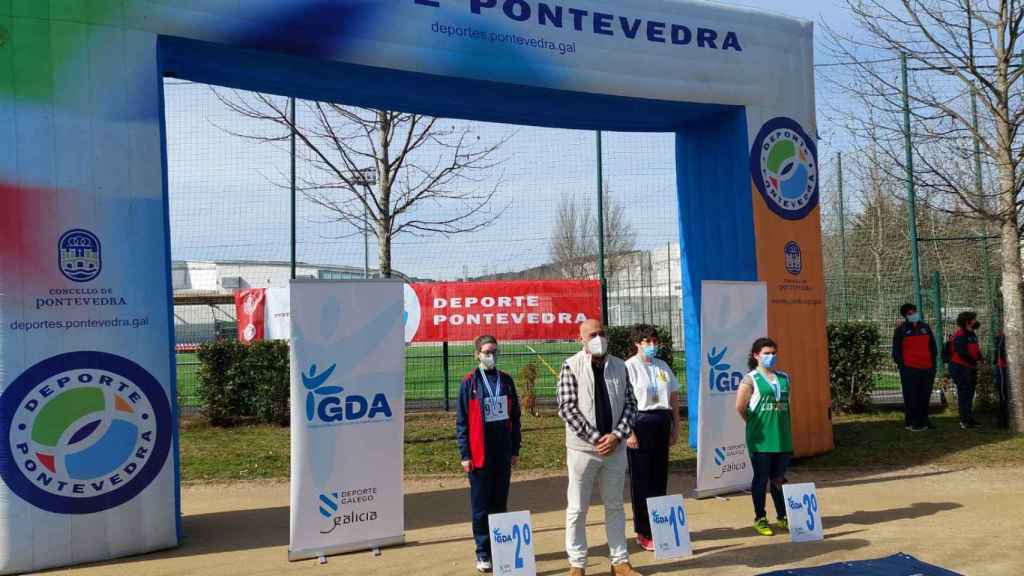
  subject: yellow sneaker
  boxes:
[754,517,774,536]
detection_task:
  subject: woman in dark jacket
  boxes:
[949,312,983,429]
[455,335,522,573]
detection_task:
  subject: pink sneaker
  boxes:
[636,534,655,552]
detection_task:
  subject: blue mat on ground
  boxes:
[757,553,962,576]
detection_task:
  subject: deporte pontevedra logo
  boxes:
[0,352,172,514]
[751,117,819,221]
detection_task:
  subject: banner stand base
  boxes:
[288,535,405,562]
[692,486,748,500]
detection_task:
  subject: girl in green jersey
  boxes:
[735,337,792,536]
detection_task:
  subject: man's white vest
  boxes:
[564,350,629,453]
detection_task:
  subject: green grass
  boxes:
[175,346,687,407]
[178,408,1024,482]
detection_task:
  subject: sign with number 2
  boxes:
[488,511,536,575]
[782,483,824,542]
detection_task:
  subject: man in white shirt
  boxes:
[623,324,681,551]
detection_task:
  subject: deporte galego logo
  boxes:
[0,352,172,514]
[712,444,748,480]
[318,488,379,534]
[303,362,392,426]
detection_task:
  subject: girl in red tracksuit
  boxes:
[949,311,983,429]
[455,335,522,573]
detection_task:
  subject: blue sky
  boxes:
[166,0,872,281]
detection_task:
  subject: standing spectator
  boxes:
[995,329,1009,429]
[623,324,680,552]
[557,318,641,576]
[892,303,938,431]
[950,312,983,429]
[455,335,522,573]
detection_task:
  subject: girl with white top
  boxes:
[624,324,681,552]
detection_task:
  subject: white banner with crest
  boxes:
[289,280,405,560]
[696,281,766,498]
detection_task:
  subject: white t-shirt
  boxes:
[625,356,679,411]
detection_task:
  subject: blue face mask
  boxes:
[907,313,921,324]
[760,353,777,369]
[643,345,658,359]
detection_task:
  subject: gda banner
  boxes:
[289,280,405,560]
[696,281,766,498]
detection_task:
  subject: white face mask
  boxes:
[479,353,496,370]
[587,336,608,357]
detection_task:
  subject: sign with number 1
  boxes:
[488,511,536,576]
[646,494,692,560]
[782,483,824,542]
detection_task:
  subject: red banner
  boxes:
[404,280,600,342]
[235,288,266,343]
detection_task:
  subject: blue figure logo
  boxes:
[302,363,342,421]
[708,346,744,394]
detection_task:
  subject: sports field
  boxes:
[175,348,906,409]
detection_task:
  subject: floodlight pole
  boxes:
[596,130,608,324]
[290,97,297,280]
[901,53,924,313]
[838,151,849,321]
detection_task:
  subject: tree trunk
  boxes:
[997,168,1024,432]
[378,228,392,278]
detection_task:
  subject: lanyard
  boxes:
[479,368,501,399]
[645,364,659,390]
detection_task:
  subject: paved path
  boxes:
[56,466,1021,575]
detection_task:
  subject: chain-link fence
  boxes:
[167,78,1004,415]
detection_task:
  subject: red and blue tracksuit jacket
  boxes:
[892,321,938,370]
[455,370,522,470]
[951,329,983,369]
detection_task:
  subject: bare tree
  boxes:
[211,90,511,278]
[826,0,1024,432]
[549,183,637,279]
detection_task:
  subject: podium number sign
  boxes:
[782,483,824,542]
[646,494,692,560]
[488,511,536,575]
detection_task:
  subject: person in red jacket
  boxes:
[950,311,983,429]
[892,303,938,431]
[455,335,522,573]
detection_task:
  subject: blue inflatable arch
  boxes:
[0,1,828,572]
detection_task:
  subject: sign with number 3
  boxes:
[782,483,824,542]
[646,494,692,560]
[488,511,536,575]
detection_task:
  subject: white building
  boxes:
[172,259,417,295]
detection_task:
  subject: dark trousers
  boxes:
[627,410,673,539]
[750,452,790,521]
[468,450,511,559]
[996,366,1010,428]
[898,367,936,427]
[949,363,978,424]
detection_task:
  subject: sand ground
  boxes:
[50,466,1023,575]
